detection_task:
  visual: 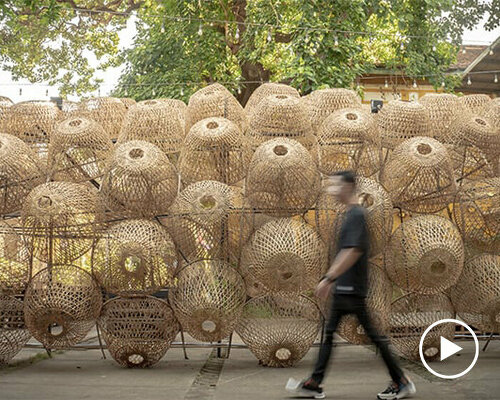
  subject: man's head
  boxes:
[323,170,357,204]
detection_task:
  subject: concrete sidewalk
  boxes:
[0,335,499,400]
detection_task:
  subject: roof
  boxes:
[450,45,487,70]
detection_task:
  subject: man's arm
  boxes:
[324,247,362,282]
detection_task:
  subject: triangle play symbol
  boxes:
[440,337,462,361]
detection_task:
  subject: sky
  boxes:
[1,15,499,103]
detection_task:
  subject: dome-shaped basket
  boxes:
[99,296,180,368]
[166,181,252,264]
[380,137,456,213]
[450,253,500,333]
[247,94,318,159]
[169,260,246,342]
[24,264,102,349]
[178,117,251,185]
[317,108,381,177]
[377,100,431,149]
[245,83,299,116]
[390,293,455,361]
[49,116,112,183]
[3,100,62,161]
[0,294,31,365]
[0,133,46,215]
[236,293,321,367]
[459,94,491,114]
[241,218,327,293]
[245,138,321,217]
[305,88,362,132]
[100,140,178,218]
[386,215,464,294]
[315,177,393,257]
[452,177,500,254]
[21,181,103,264]
[338,260,392,345]
[186,84,247,133]
[93,219,177,296]
[419,93,466,142]
[117,99,185,159]
[75,97,127,140]
[0,96,13,129]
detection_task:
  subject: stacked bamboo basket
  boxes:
[0,84,498,368]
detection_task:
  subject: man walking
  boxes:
[287,171,416,399]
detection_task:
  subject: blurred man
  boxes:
[286,171,416,400]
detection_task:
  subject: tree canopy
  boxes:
[1,1,498,100]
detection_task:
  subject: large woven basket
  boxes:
[99,296,180,368]
[75,97,127,140]
[245,83,299,116]
[419,93,466,141]
[459,94,491,114]
[236,293,321,367]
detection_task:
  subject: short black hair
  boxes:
[332,170,356,185]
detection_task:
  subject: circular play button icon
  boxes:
[419,318,479,379]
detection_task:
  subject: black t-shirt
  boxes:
[332,205,369,296]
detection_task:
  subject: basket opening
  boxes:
[207,121,219,129]
[202,320,216,333]
[273,145,288,156]
[417,143,432,155]
[430,261,446,275]
[69,119,82,127]
[128,354,145,365]
[424,346,439,358]
[358,192,374,208]
[37,196,52,209]
[144,100,157,105]
[346,112,358,121]
[276,95,288,99]
[199,195,216,209]
[124,255,141,273]
[275,348,291,360]
[50,324,64,337]
[129,148,144,159]
[280,271,293,280]
[475,118,486,126]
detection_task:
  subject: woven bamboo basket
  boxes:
[24,264,102,349]
[178,117,251,185]
[247,94,318,159]
[99,296,180,368]
[0,133,46,215]
[21,181,103,264]
[93,219,177,296]
[169,260,246,342]
[117,99,185,158]
[380,137,456,213]
[119,98,136,109]
[48,116,112,183]
[100,140,178,218]
[240,218,327,293]
[390,293,454,361]
[338,260,392,345]
[452,177,500,254]
[386,215,464,294]
[236,293,321,367]
[450,253,500,333]
[245,138,321,217]
[419,93,466,141]
[377,100,431,149]
[459,94,491,114]
[445,143,494,184]
[166,181,252,264]
[0,96,13,129]
[317,108,381,177]
[245,83,300,116]
[305,88,362,132]
[0,220,30,294]
[76,97,127,140]
[0,294,31,365]
[3,100,62,161]
[483,97,500,128]
[186,84,247,133]
[315,177,393,257]
[446,113,499,175]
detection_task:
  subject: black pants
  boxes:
[311,293,404,384]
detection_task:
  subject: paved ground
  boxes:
[1,334,499,400]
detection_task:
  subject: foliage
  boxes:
[0,0,498,98]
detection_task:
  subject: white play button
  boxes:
[440,336,462,361]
